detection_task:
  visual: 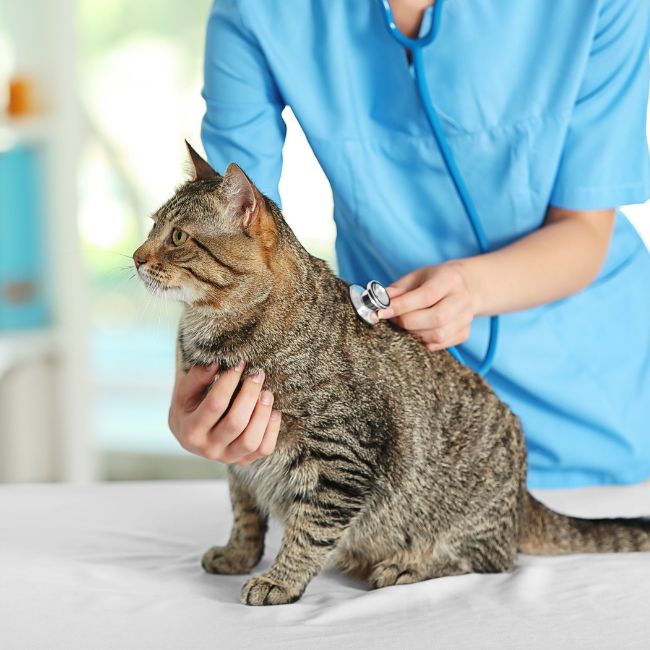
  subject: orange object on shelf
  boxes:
[7,75,38,117]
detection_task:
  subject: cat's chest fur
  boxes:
[229,445,318,522]
[178,308,338,418]
[179,313,323,521]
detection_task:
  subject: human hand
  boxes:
[377,262,477,351]
[168,361,282,466]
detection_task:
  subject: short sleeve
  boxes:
[201,0,286,205]
[549,0,650,211]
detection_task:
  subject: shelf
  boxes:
[0,328,57,380]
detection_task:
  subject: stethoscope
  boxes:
[349,0,499,377]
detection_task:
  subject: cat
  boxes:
[133,143,650,606]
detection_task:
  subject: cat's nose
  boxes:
[133,254,147,269]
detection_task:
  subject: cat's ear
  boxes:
[185,140,221,182]
[222,162,261,229]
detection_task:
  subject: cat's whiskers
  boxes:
[154,277,168,329]
[138,271,184,323]
[138,272,160,320]
[103,264,143,299]
[109,251,138,261]
[160,281,176,320]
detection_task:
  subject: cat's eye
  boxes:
[171,228,189,247]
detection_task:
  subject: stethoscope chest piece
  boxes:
[349,280,391,326]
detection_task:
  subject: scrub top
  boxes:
[201,0,650,488]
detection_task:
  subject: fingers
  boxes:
[379,277,446,320]
[375,270,421,319]
[179,361,246,451]
[377,285,427,319]
[232,409,282,466]
[173,363,219,410]
[378,264,476,353]
[382,268,429,317]
[394,294,470,332]
[424,324,471,351]
[380,264,473,321]
[218,386,273,461]
[389,290,473,350]
[169,359,283,464]
[209,370,267,450]
[386,285,407,300]
[393,307,436,331]
[168,363,219,442]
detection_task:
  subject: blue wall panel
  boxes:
[0,144,51,330]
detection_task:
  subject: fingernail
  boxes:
[251,370,265,384]
[270,410,281,421]
[378,308,394,319]
[260,390,273,405]
[235,360,245,371]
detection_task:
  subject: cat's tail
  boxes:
[518,492,650,554]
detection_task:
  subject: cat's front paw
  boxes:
[201,545,260,575]
[241,575,302,606]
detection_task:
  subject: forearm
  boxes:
[453,207,615,317]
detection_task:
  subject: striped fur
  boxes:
[136,156,650,606]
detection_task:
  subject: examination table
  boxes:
[1,479,649,649]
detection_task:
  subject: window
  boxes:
[77,0,334,476]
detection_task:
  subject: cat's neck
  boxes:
[179,243,349,370]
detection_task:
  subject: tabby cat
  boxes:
[133,144,650,606]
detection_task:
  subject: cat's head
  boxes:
[133,143,281,312]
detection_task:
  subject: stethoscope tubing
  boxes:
[380,0,499,376]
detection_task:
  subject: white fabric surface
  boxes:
[1,479,649,650]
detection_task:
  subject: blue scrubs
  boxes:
[201,0,650,488]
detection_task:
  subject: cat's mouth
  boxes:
[137,267,200,304]
[137,267,183,299]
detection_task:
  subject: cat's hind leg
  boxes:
[202,471,268,575]
[368,548,472,589]
[456,528,518,575]
[365,506,519,588]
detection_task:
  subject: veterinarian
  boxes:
[168,0,650,489]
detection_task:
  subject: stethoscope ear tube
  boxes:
[379,0,499,377]
[379,0,442,48]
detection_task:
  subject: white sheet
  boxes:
[1,479,649,650]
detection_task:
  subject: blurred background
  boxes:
[0,0,647,483]
[0,0,335,482]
